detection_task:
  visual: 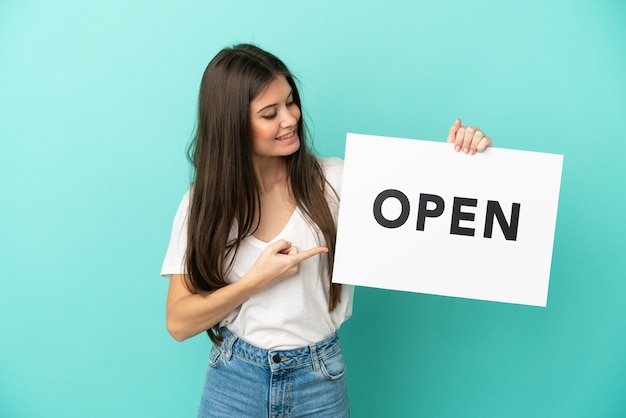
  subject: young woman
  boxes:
[161,44,491,417]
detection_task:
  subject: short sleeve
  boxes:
[160,189,191,277]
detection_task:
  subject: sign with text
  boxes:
[332,134,563,307]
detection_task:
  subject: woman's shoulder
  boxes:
[317,157,344,195]
[318,157,344,175]
[178,187,193,209]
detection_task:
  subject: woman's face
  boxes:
[249,75,301,161]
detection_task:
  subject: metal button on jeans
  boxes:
[272,354,281,363]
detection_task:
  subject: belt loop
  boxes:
[309,342,320,371]
[223,330,237,361]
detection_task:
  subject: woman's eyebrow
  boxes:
[255,90,293,114]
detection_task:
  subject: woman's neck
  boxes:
[252,156,289,194]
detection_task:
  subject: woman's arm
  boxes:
[166,273,257,342]
[165,239,328,341]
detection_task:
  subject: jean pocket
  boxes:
[319,348,347,381]
[208,344,223,368]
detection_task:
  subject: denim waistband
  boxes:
[218,327,340,372]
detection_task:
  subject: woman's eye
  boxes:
[262,113,277,120]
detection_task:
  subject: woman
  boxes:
[161,44,491,417]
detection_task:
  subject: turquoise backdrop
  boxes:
[1,1,625,417]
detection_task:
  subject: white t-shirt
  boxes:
[161,157,354,350]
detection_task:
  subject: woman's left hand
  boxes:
[447,118,492,155]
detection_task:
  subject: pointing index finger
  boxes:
[292,246,329,263]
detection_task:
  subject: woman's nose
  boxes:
[280,106,299,127]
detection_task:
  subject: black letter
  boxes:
[450,197,477,236]
[416,193,445,231]
[373,189,410,229]
[484,201,521,241]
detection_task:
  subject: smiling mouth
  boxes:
[276,130,296,140]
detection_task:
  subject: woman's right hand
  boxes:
[245,239,328,290]
[166,240,327,342]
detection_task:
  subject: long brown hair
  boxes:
[185,44,341,344]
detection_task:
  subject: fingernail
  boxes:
[463,147,469,154]
[455,145,461,152]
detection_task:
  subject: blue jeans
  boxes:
[198,328,349,417]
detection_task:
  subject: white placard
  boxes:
[332,133,563,307]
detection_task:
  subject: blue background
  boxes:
[1,1,625,417]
